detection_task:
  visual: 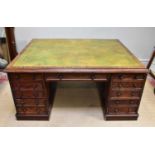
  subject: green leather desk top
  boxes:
[11,39,144,68]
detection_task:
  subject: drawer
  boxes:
[16,106,48,115]
[13,90,48,98]
[11,81,45,91]
[111,81,144,89]
[45,73,108,81]
[111,74,145,81]
[107,106,138,114]
[15,99,48,106]
[110,90,141,98]
[10,73,43,81]
[109,100,139,107]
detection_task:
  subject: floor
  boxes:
[0,76,155,127]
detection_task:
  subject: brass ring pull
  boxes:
[131,92,135,96]
[117,92,121,96]
[119,83,122,88]
[114,108,118,113]
[58,74,63,80]
[21,107,27,113]
[91,74,96,80]
[130,101,135,104]
[115,101,120,104]
[20,100,25,105]
[118,75,123,79]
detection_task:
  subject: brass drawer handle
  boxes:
[119,83,122,88]
[23,108,27,113]
[118,75,123,79]
[16,99,24,105]
[116,92,121,96]
[115,101,120,104]
[57,74,64,80]
[91,74,96,80]
[20,100,25,105]
[130,100,136,104]
[13,74,20,79]
[131,92,137,96]
[114,108,118,113]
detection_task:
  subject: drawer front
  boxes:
[107,106,138,114]
[11,81,45,91]
[111,81,144,89]
[45,73,108,81]
[110,90,141,98]
[15,99,48,106]
[111,74,145,81]
[16,106,48,115]
[109,100,139,107]
[13,90,48,98]
[10,73,43,81]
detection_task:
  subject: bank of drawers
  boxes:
[9,73,49,115]
[107,74,146,115]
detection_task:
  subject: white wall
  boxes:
[0,28,3,36]
[15,27,155,63]
[0,27,5,37]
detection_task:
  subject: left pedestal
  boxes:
[8,73,56,120]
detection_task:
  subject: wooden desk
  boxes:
[5,39,148,120]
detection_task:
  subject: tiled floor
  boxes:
[0,79,155,127]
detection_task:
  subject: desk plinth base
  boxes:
[16,113,50,120]
[15,104,52,121]
[105,113,138,121]
[15,96,54,121]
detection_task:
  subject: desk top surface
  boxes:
[8,39,145,70]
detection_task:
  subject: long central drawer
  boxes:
[45,73,108,81]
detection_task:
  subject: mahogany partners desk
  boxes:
[5,39,148,121]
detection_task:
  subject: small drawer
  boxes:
[10,73,43,81]
[15,99,48,106]
[109,100,139,107]
[111,81,144,89]
[110,90,141,98]
[13,90,48,98]
[16,106,48,115]
[111,74,145,81]
[11,81,45,91]
[107,106,137,114]
[45,73,108,81]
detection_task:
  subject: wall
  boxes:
[15,27,155,64]
[0,27,5,37]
